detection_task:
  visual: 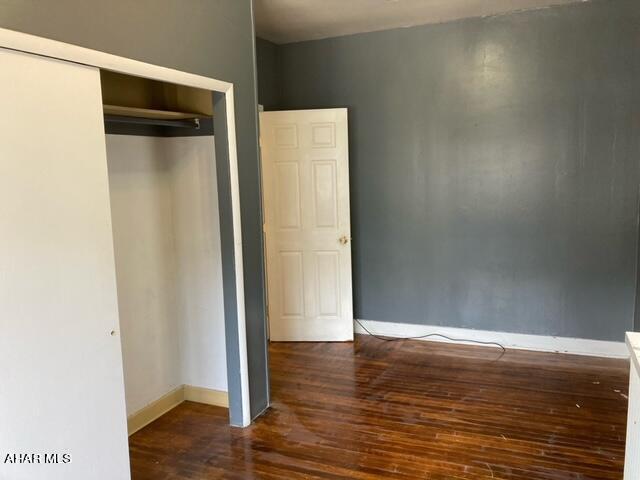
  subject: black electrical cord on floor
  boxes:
[354,319,506,354]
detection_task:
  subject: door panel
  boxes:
[280,251,305,317]
[276,162,302,229]
[316,251,340,317]
[312,160,338,228]
[260,109,353,342]
[0,49,130,479]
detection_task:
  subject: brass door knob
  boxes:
[339,235,350,245]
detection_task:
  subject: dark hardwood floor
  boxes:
[129,335,629,479]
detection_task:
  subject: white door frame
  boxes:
[0,28,251,426]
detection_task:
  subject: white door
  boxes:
[260,108,353,341]
[0,49,130,479]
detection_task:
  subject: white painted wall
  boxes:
[106,135,227,417]
[168,137,228,392]
[0,50,130,480]
[106,136,182,414]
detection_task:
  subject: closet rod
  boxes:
[104,114,201,130]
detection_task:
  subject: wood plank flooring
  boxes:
[129,335,629,479]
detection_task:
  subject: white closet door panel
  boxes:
[0,49,129,479]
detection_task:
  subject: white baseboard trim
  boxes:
[127,384,229,436]
[355,319,628,358]
[127,386,185,436]
[184,385,229,407]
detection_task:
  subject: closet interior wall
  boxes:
[105,127,227,417]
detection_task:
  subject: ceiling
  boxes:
[254,0,583,44]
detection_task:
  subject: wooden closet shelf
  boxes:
[103,105,211,120]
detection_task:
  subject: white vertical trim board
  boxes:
[355,319,628,358]
[624,360,640,479]
[625,332,640,479]
[224,88,252,426]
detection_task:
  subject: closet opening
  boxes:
[0,30,259,479]
[100,70,229,436]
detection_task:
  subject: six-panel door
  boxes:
[260,109,353,341]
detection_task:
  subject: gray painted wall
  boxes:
[0,0,269,419]
[256,37,280,110]
[273,0,640,342]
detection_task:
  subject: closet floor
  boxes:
[129,335,629,479]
